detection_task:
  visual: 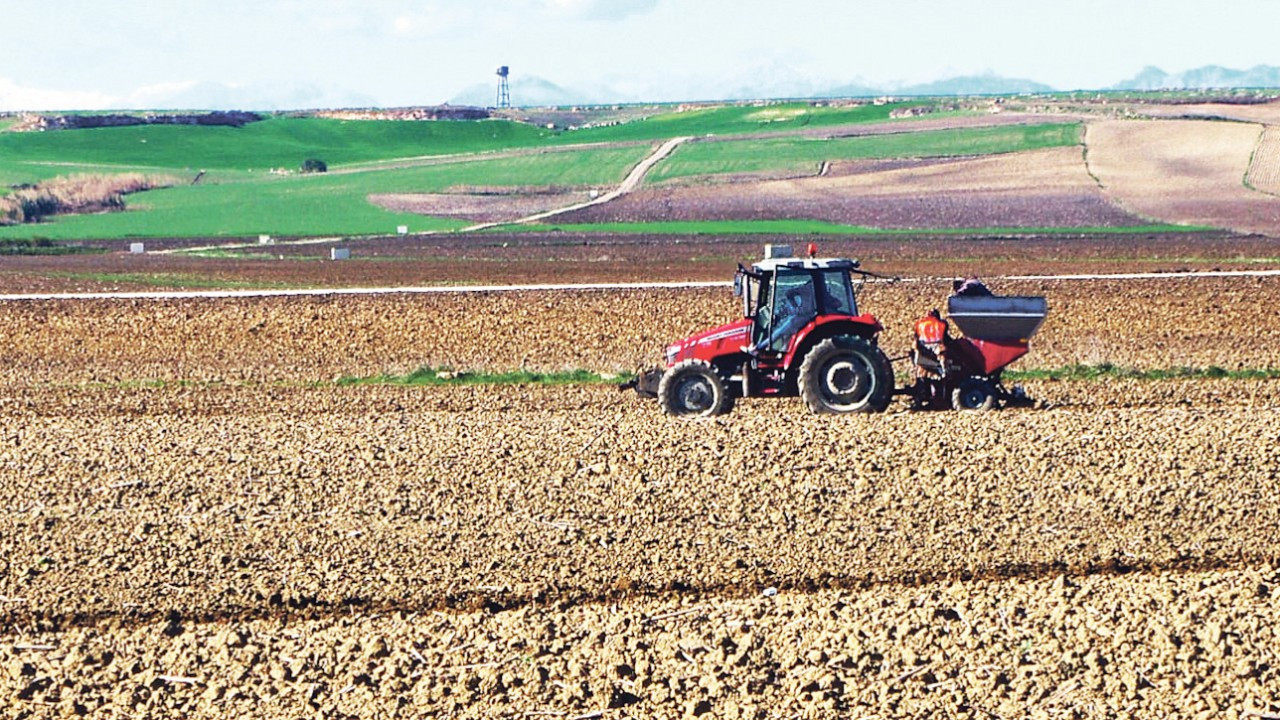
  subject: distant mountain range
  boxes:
[448,72,1057,107]
[7,64,1279,113]
[451,64,1279,107]
[1111,65,1280,91]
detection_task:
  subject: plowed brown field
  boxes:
[6,232,1277,293]
[556,147,1148,230]
[1087,119,1280,236]
[2,277,1279,718]
[369,191,583,223]
[1121,99,1280,125]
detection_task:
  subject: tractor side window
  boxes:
[752,277,774,346]
[820,270,857,315]
[746,275,762,317]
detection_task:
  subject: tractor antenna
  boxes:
[495,66,511,109]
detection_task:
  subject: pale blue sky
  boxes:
[1,0,1277,110]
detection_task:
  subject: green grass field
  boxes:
[0,117,555,175]
[0,145,650,239]
[549,101,915,143]
[647,123,1082,182]
[0,103,919,184]
[0,105,941,240]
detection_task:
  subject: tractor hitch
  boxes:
[619,368,663,398]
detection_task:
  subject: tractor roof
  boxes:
[751,257,860,273]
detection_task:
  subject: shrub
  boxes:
[0,173,172,224]
[301,158,328,173]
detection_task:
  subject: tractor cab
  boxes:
[736,252,863,358]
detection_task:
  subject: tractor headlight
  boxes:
[665,345,680,365]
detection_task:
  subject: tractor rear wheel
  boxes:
[799,336,893,413]
[658,360,734,417]
[952,378,997,412]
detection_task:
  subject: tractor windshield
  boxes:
[755,269,818,353]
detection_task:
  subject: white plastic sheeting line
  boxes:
[0,281,729,302]
[0,270,1278,303]
[1005,269,1280,281]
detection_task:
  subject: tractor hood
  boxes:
[665,318,752,367]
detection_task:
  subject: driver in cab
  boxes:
[744,288,814,356]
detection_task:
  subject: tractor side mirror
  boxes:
[733,273,744,298]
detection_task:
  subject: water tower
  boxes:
[495,66,510,108]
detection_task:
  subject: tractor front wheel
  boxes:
[799,336,893,414]
[658,359,734,417]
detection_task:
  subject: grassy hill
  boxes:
[0,117,554,177]
[0,103,911,182]
[648,123,1081,182]
[552,101,909,143]
[0,100,1109,241]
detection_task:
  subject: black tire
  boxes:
[798,336,893,414]
[658,359,734,417]
[952,378,997,412]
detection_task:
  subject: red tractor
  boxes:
[622,245,1049,417]
[622,244,895,416]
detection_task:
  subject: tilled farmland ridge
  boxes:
[2,277,1278,385]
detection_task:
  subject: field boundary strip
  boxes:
[2,269,1280,302]
[1245,125,1280,196]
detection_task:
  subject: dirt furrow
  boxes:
[3,566,1276,718]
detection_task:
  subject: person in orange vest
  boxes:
[912,308,950,404]
[914,308,949,355]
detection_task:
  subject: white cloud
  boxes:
[389,5,471,38]
[0,77,381,112]
[540,0,660,20]
[0,78,116,112]
[390,15,426,36]
[400,0,659,26]
[124,81,204,106]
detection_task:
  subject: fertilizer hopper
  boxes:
[946,294,1048,376]
[906,292,1048,411]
